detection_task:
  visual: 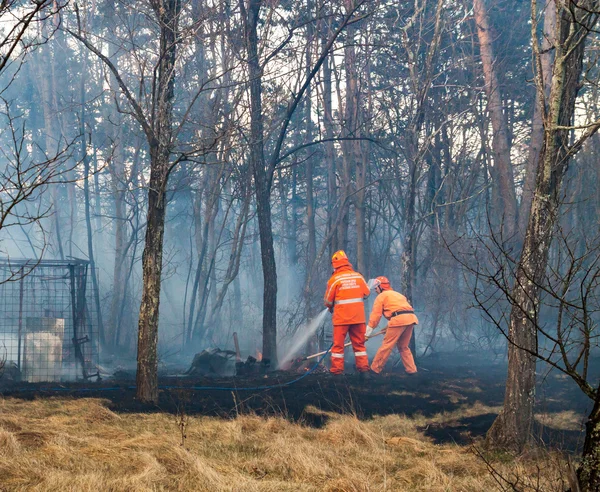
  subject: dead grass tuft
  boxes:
[0,428,20,457]
[535,410,585,432]
[0,397,572,491]
[15,430,47,448]
[323,478,368,492]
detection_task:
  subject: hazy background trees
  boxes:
[1,1,600,469]
[0,0,596,360]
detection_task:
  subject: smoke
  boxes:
[5,0,595,382]
[278,308,329,368]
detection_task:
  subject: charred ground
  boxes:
[1,352,590,453]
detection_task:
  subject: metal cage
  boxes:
[0,258,100,383]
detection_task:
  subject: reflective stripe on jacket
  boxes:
[368,290,418,328]
[324,265,370,325]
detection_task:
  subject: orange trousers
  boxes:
[330,323,369,374]
[371,325,417,374]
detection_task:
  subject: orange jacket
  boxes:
[324,265,370,325]
[368,290,418,329]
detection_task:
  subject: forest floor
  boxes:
[0,352,591,491]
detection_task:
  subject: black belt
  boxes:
[389,310,414,318]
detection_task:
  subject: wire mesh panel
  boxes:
[0,258,100,382]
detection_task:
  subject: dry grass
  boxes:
[535,410,585,432]
[0,397,570,491]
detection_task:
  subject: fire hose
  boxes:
[4,343,335,394]
[301,326,387,361]
[6,328,386,394]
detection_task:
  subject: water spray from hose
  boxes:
[278,308,329,368]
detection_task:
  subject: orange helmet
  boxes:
[375,276,391,291]
[331,250,350,269]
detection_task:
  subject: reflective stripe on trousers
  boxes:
[330,323,369,374]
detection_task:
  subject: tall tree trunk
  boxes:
[473,0,517,238]
[342,0,366,271]
[334,59,350,252]
[519,0,556,236]
[397,0,445,356]
[487,0,591,452]
[104,0,128,350]
[109,162,127,347]
[187,171,219,344]
[36,18,64,260]
[579,390,600,490]
[321,6,337,256]
[242,0,278,367]
[401,146,417,306]
[194,181,221,340]
[305,0,316,269]
[304,0,317,352]
[277,170,290,266]
[136,0,180,403]
[402,133,417,367]
[206,182,250,328]
[324,73,337,254]
[115,137,143,349]
[136,146,169,403]
[92,145,102,235]
[290,164,299,265]
[78,19,105,348]
[51,23,78,259]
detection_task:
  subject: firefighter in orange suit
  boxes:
[324,250,371,374]
[367,276,418,374]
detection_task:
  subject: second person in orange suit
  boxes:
[367,276,418,375]
[324,250,371,374]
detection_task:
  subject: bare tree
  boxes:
[463,216,600,490]
[486,0,600,454]
[518,0,556,235]
[0,1,70,260]
[473,0,518,238]
[0,0,64,75]
[0,98,76,260]
[239,0,366,366]
[67,0,227,402]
